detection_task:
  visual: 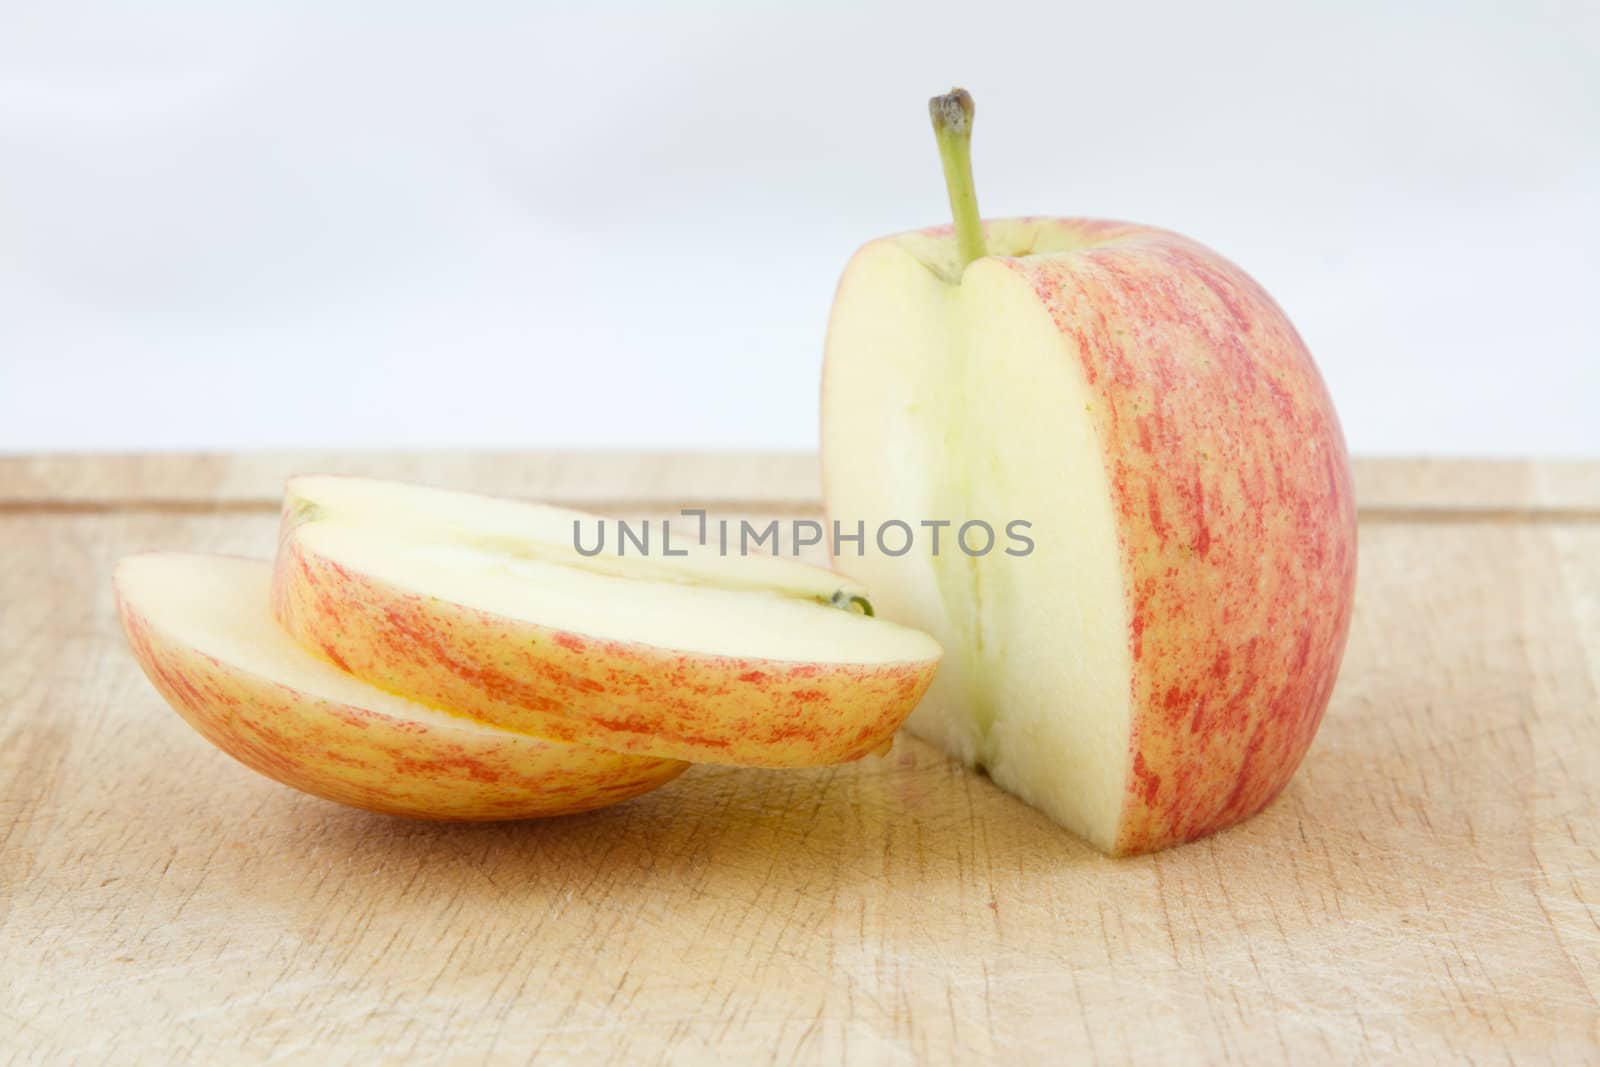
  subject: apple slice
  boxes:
[820,90,1357,854]
[271,476,943,766]
[116,553,686,818]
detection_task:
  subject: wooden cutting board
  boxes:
[2,453,1597,1063]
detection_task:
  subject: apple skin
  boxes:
[270,533,940,768]
[1032,221,1358,854]
[117,561,687,819]
[825,218,1357,854]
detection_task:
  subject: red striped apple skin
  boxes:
[1011,223,1357,853]
[271,535,940,768]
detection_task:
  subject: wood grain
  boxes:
[2,454,1596,1064]
[6,452,1599,517]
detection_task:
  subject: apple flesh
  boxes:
[271,476,943,767]
[821,217,1357,854]
[116,553,686,818]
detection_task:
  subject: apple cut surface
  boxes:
[116,553,686,819]
[822,218,1357,855]
[272,476,943,767]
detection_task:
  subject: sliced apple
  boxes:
[116,553,686,818]
[820,91,1357,855]
[271,476,943,766]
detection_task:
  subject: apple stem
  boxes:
[829,590,875,617]
[929,88,986,268]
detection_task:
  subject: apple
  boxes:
[270,475,943,766]
[820,89,1357,854]
[115,553,687,818]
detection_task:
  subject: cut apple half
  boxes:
[820,91,1357,855]
[116,553,687,819]
[825,223,1356,855]
[272,476,943,766]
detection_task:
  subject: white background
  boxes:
[2,2,1595,456]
